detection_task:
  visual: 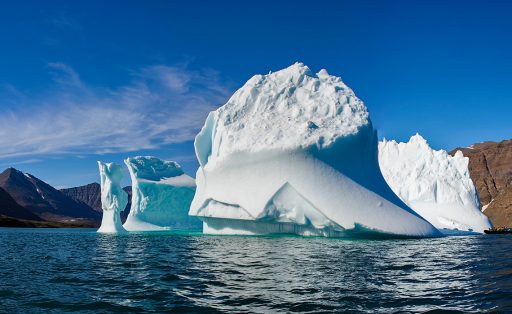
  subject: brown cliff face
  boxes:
[450,140,512,227]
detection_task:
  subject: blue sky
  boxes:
[0,0,511,188]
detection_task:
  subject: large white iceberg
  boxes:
[97,161,128,233]
[189,63,440,238]
[378,134,492,233]
[123,156,201,231]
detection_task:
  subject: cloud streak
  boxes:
[0,63,231,159]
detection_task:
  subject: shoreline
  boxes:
[0,215,98,228]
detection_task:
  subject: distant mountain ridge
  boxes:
[450,139,512,227]
[0,168,100,226]
[60,184,132,221]
[61,183,102,212]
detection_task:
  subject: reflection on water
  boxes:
[0,228,511,313]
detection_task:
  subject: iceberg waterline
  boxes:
[189,63,441,238]
[379,134,492,233]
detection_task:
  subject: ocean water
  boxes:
[0,228,511,313]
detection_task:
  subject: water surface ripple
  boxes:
[0,228,511,313]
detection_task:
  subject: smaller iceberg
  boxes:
[97,161,128,233]
[379,134,492,234]
[123,156,201,231]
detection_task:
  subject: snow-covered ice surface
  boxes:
[123,156,201,231]
[97,161,128,233]
[379,134,492,234]
[190,63,440,238]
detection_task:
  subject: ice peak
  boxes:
[288,61,310,73]
[259,62,314,86]
[408,133,429,146]
[271,62,334,81]
[453,150,464,159]
[317,68,330,78]
[124,156,184,181]
[196,63,369,165]
[97,161,124,183]
[410,133,425,141]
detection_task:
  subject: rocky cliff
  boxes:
[61,183,102,212]
[451,140,512,227]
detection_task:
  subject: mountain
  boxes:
[61,183,102,212]
[0,186,41,221]
[0,168,100,224]
[450,139,512,227]
[61,183,132,221]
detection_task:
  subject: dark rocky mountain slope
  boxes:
[0,168,100,224]
[61,183,102,212]
[0,186,41,221]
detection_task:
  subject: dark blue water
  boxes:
[0,228,511,313]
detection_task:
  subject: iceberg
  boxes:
[378,134,492,233]
[190,63,440,238]
[97,161,128,233]
[123,156,201,231]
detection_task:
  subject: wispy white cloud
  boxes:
[0,158,43,167]
[0,63,231,159]
[47,62,84,88]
